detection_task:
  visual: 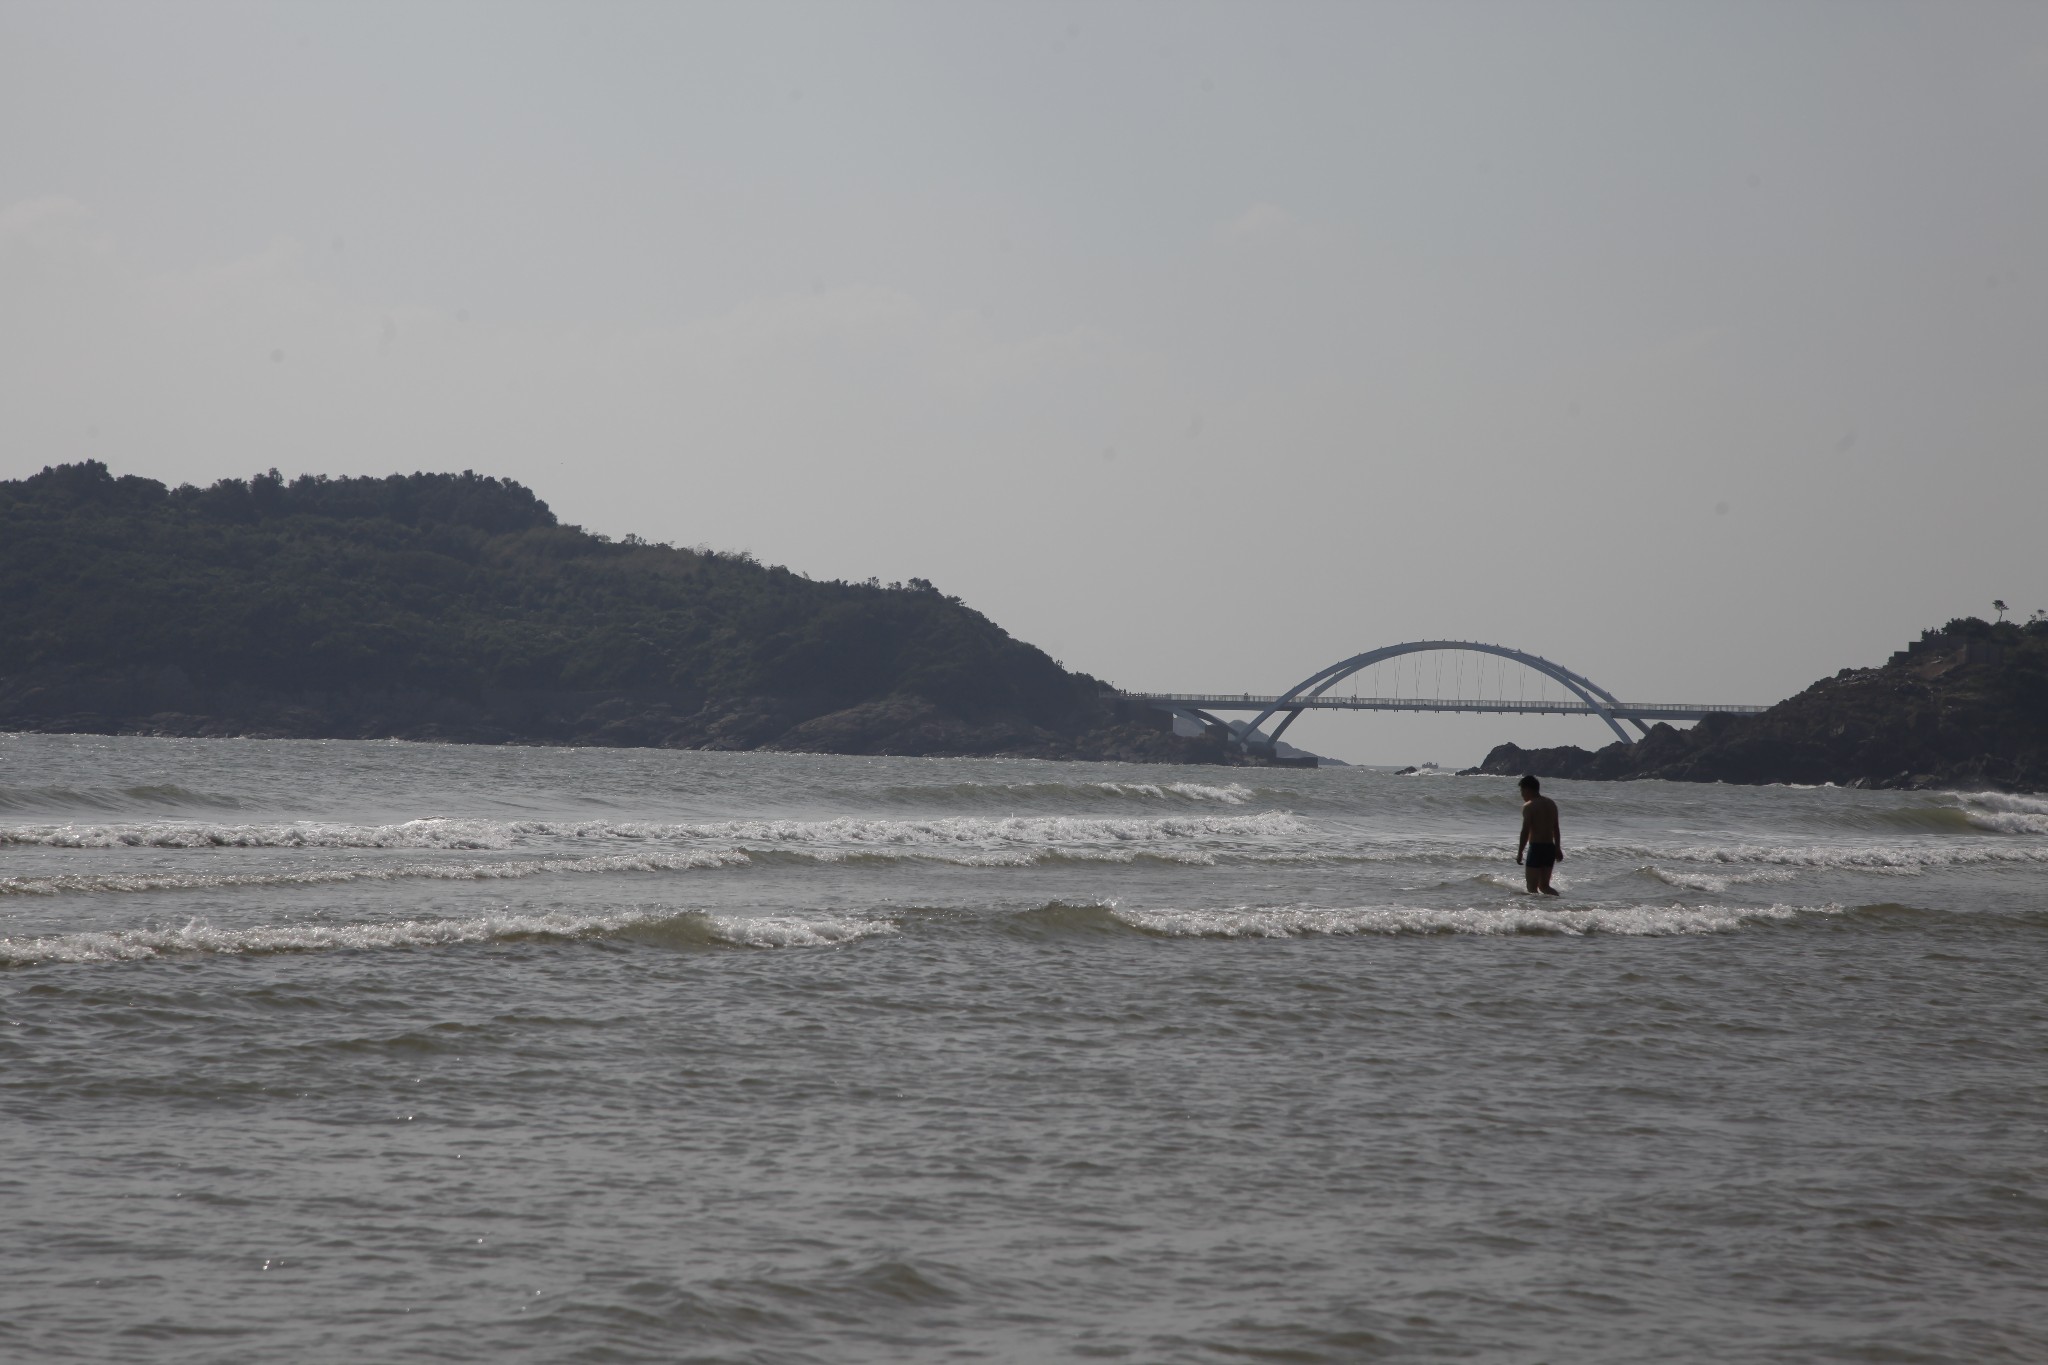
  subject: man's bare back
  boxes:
[1515,775,1563,895]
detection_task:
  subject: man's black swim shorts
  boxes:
[1525,841,1559,868]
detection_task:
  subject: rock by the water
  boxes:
[1474,619,2048,792]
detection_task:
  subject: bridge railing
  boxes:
[1115,691,1768,717]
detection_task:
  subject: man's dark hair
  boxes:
[1519,774,1540,792]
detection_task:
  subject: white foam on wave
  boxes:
[1940,791,2048,835]
[1960,810,2048,835]
[0,908,896,966]
[1343,836,2048,875]
[1657,840,2048,871]
[702,915,896,949]
[1641,865,1798,893]
[1,816,520,851]
[0,811,1299,852]
[1368,837,2048,872]
[1951,790,2048,815]
[0,839,1251,898]
[869,778,1266,808]
[1092,781,1256,804]
[571,812,1296,846]
[888,846,1220,868]
[1112,902,1838,939]
[0,849,751,898]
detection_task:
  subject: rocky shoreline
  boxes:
[1471,619,2048,793]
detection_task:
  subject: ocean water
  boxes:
[3,733,2045,1364]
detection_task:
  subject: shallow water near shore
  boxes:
[4,732,2045,1363]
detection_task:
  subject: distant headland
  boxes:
[1474,618,2048,793]
[0,462,1215,763]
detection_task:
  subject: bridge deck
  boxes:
[1121,692,1768,722]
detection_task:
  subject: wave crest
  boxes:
[0,849,752,898]
[1108,902,1841,938]
[0,811,1300,851]
[0,908,896,966]
[1651,841,2048,871]
[1639,865,1798,893]
[0,782,252,814]
[1951,790,2048,816]
[1930,791,2048,835]
[871,779,1260,806]
[0,839,1278,899]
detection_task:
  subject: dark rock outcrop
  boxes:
[1475,619,2048,792]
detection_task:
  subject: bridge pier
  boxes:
[1122,700,1319,766]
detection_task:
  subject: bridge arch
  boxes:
[1242,641,1649,749]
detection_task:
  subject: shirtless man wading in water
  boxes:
[1515,774,1563,895]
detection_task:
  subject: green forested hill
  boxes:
[0,462,1194,758]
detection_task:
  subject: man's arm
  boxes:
[1516,806,1530,862]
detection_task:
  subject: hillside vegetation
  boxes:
[0,461,1198,759]
[1479,618,2048,792]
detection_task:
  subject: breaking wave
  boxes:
[1091,780,1256,803]
[866,779,1263,808]
[1651,840,2048,871]
[1953,790,2048,814]
[0,908,897,966]
[0,841,1273,898]
[0,850,752,897]
[1945,791,2048,836]
[1104,901,1843,938]
[9,824,2039,900]
[1639,865,1799,893]
[0,811,1300,851]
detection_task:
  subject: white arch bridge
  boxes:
[1120,639,1767,755]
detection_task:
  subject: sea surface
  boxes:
[3,733,2045,1364]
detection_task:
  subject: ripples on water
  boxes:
[3,734,2045,1363]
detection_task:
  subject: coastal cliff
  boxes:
[0,462,1216,762]
[1475,618,2048,792]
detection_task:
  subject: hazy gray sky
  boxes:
[5,1,2044,763]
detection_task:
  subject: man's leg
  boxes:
[1537,863,1559,895]
[1524,860,1540,893]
